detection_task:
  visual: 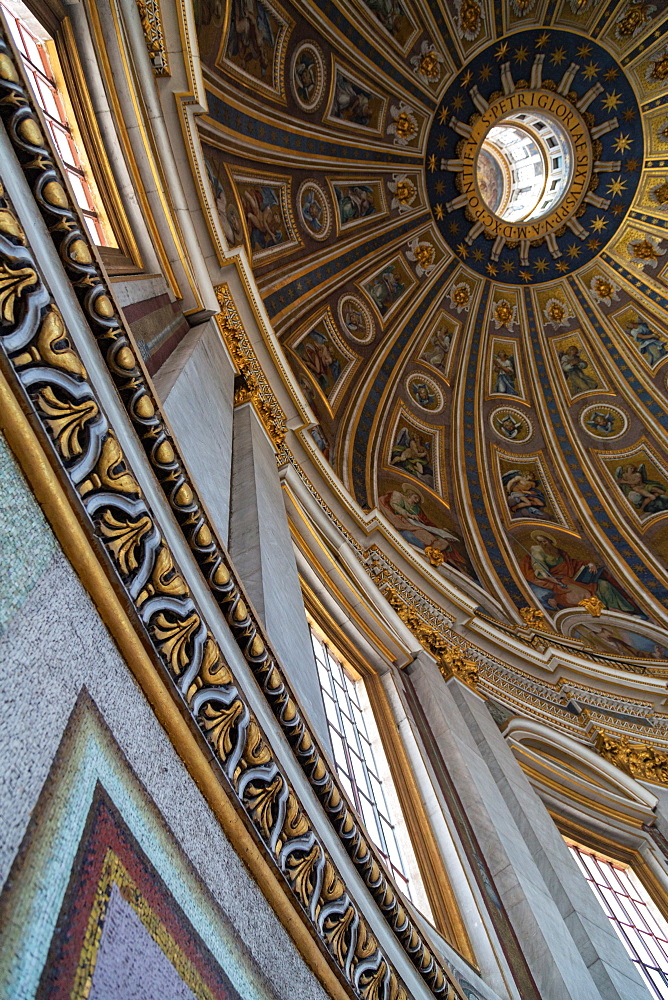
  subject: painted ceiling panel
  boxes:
[195,0,668,648]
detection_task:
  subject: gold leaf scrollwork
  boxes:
[0,262,37,323]
[36,307,86,375]
[244,717,273,768]
[0,207,25,242]
[137,545,187,603]
[323,904,355,966]
[359,960,388,1000]
[321,859,346,902]
[99,510,153,576]
[153,610,201,675]
[519,606,547,628]
[437,647,479,690]
[199,699,245,762]
[79,433,140,496]
[285,843,321,907]
[199,636,233,687]
[244,774,284,842]
[282,790,310,839]
[355,921,379,960]
[595,730,668,785]
[37,386,98,459]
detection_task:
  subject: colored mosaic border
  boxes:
[0,20,464,1000]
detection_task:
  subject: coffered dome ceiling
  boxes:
[196,0,668,656]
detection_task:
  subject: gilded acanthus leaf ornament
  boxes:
[99,510,154,576]
[37,387,98,460]
[152,610,202,675]
[0,262,36,322]
[595,731,668,786]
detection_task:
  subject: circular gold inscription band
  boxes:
[460,90,592,242]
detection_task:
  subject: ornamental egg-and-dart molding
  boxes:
[426,28,643,281]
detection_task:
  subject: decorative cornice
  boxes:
[215,286,287,450]
[0,21,464,1000]
[135,0,169,75]
[595,731,668,787]
[437,649,479,691]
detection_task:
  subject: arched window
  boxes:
[309,622,430,912]
[567,840,668,999]
[1,0,112,245]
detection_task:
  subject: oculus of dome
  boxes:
[478,111,574,223]
[426,27,643,281]
[463,91,591,242]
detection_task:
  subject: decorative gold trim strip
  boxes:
[0,368,350,1000]
[0,21,464,1000]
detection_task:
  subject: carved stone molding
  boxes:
[0,20,464,1000]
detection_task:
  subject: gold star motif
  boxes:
[515,45,529,64]
[611,203,624,216]
[606,175,627,197]
[435,180,445,194]
[591,215,608,232]
[567,243,582,259]
[622,108,636,122]
[603,67,619,82]
[536,32,550,49]
[583,62,599,81]
[437,134,446,148]
[602,90,622,112]
[555,261,569,273]
[576,42,592,58]
[457,242,469,258]
[501,259,515,274]
[534,257,549,273]
[613,133,632,153]
[520,270,533,282]
[587,237,602,251]
[449,221,460,234]
[428,153,437,172]
[495,41,509,60]
[472,248,484,261]
[486,262,498,276]
[480,64,493,81]
[551,47,567,66]
[625,158,639,172]
[434,203,444,220]
[438,105,449,124]
[452,94,464,110]
[461,69,473,87]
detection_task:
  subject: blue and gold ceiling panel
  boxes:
[195,0,668,635]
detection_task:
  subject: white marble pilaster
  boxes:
[228,404,328,747]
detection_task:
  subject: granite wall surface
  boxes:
[0,431,330,1000]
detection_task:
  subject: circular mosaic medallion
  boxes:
[338,294,375,342]
[291,42,326,112]
[426,28,642,281]
[490,406,533,443]
[580,403,628,439]
[297,181,331,240]
[407,372,443,412]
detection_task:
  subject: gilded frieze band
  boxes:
[0,19,465,1000]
